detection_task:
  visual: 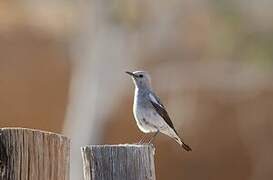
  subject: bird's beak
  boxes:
[126,71,137,78]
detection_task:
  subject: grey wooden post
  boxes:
[81,144,156,180]
[0,128,70,180]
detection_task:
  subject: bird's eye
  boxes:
[139,74,144,78]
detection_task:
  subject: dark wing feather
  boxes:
[148,93,177,132]
[149,92,192,151]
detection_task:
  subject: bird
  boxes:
[126,70,192,151]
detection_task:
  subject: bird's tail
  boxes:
[173,133,192,151]
[181,142,192,151]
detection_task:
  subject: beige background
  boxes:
[0,1,273,180]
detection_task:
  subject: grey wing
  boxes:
[148,92,176,131]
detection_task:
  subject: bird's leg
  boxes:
[148,130,160,144]
[137,134,149,144]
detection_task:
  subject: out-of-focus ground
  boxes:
[0,1,273,180]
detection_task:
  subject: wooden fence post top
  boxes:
[0,127,69,140]
[81,143,155,149]
[81,144,156,180]
[0,127,70,180]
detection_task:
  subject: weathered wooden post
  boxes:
[0,128,70,180]
[81,144,156,180]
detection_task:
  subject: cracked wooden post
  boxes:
[81,144,156,180]
[0,128,70,180]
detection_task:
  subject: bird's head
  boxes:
[126,71,152,89]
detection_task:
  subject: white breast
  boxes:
[132,89,160,133]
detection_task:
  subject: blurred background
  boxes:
[0,0,273,179]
